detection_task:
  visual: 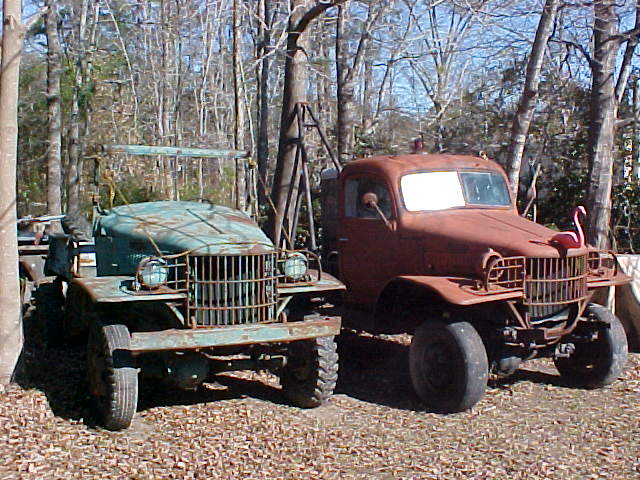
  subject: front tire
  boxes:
[410,319,488,413]
[87,323,138,431]
[280,336,338,408]
[554,304,628,388]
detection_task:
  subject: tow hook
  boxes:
[554,343,575,358]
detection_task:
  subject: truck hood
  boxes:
[401,208,586,258]
[97,201,274,255]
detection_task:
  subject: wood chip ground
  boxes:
[1,331,638,479]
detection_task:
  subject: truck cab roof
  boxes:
[341,153,505,179]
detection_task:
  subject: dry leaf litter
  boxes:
[1,328,638,479]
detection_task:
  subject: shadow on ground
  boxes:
[490,368,573,389]
[335,331,420,410]
[17,283,291,427]
[335,330,583,412]
[138,373,288,411]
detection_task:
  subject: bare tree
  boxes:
[505,0,560,196]
[0,0,24,384]
[233,0,246,211]
[45,0,62,225]
[336,1,392,163]
[586,0,640,248]
[270,0,346,246]
[256,0,273,204]
[66,0,92,213]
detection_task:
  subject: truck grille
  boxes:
[187,253,278,327]
[524,255,588,320]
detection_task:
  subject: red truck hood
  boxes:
[400,209,586,258]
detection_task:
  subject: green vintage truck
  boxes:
[46,198,344,430]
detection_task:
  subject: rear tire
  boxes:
[64,283,92,339]
[554,304,627,388]
[280,336,338,408]
[87,323,138,431]
[410,319,488,413]
[35,280,65,347]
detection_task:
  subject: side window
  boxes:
[345,178,393,219]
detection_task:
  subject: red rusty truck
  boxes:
[320,153,630,413]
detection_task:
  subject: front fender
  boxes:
[391,275,522,306]
[277,270,345,295]
[71,276,187,303]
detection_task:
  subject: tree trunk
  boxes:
[45,0,62,225]
[586,0,618,249]
[256,0,271,205]
[233,0,246,211]
[336,5,355,164]
[270,0,346,246]
[270,3,308,247]
[0,0,24,385]
[505,0,559,196]
[336,1,389,164]
[67,0,89,213]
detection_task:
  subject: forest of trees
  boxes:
[2,0,640,381]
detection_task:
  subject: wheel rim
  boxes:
[567,335,607,373]
[420,341,455,391]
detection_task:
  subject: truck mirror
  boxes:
[361,192,393,230]
[361,192,379,209]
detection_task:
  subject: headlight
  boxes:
[136,257,168,289]
[283,252,308,281]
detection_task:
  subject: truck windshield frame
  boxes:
[400,170,512,211]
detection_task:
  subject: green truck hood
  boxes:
[96,201,274,255]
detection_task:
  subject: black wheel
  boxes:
[554,304,628,388]
[87,323,138,430]
[65,283,92,339]
[409,320,488,413]
[35,279,65,347]
[280,336,338,408]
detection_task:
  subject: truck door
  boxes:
[338,176,398,309]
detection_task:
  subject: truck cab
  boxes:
[322,153,629,413]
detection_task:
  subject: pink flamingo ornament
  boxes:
[550,206,586,249]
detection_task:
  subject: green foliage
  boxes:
[536,170,586,229]
[102,177,162,207]
[535,169,640,253]
[611,181,640,253]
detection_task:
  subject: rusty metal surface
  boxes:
[95,202,274,276]
[186,253,278,327]
[336,154,625,309]
[71,276,187,303]
[278,269,346,294]
[397,275,523,306]
[128,315,341,352]
[19,255,47,282]
[587,272,631,288]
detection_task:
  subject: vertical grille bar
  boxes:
[525,254,588,321]
[188,253,278,327]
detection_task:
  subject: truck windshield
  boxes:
[401,171,511,211]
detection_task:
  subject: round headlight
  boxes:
[283,253,308,281]
[137,257,168,289]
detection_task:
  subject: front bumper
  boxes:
[128,315,341,353]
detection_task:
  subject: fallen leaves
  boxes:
[0,333,639,479]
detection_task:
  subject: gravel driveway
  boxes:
[1,329,638,479]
